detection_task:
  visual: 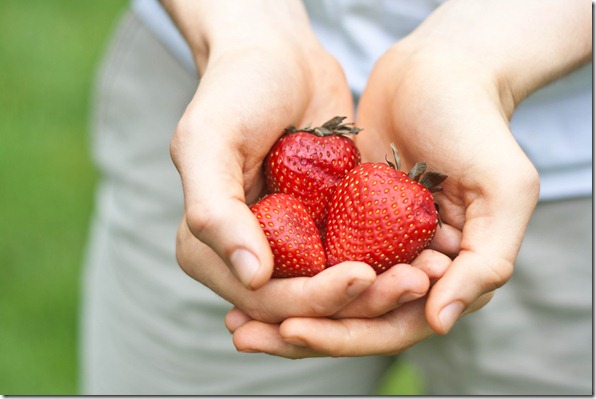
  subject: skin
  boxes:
[164,0,355,289]
[166,0,433,327]
[164,0,592,358]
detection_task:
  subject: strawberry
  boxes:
[250,193,326,278]
[324,144,447,274]
[264,116,361,230]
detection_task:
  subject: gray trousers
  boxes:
[80,11,592,395]
[404,196,593,395]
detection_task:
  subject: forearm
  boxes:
[395,0,591,113]
[160,0,317,74]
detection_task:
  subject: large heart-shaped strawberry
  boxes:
[324,144,447,274]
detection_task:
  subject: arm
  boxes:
[227,0,592,357]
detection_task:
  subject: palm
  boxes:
[356,51,540,332]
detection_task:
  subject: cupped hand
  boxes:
[167,1,355,289]
[355,44,540,335]
[168,2,437,334]
[176,219,432,325]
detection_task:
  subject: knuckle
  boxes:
[308,301,335,317]
[185,207,217,241]
[174,220,192,267]
[484,257,514,291]
[301,279,340,317]
[245,305,279,325]
[169,120,191,168]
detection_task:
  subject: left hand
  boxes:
[222,0,590,358]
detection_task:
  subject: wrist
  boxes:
[161,0,320,75]
[388,0,591,117]
[382,40,511,117]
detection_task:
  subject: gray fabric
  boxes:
[404,197,593,395]
[80,12,393,395]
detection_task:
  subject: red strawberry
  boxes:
[264,116,361,230]
[324,144,447,274]
[250,193,326,278]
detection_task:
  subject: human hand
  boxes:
[163,0,355,289]
[355,53,540,337]
[223,0,590,358]
[165,1,439,335]
[176,219,432,326]
[355,0,589,336]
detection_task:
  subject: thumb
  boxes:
[171,123,274,290]
[186,201,274,290]
[425,250,505,335]
[424,207,532,334]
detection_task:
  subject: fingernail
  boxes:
[346,278,371,297]
[438,301,465,334]
[230,248,261,288]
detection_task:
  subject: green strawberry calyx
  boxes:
[286,116,362,137]
[386,143,447,192]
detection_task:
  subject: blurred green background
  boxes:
[0,0,422,394]
[0,0,127,393]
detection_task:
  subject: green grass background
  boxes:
[0,0,422,394]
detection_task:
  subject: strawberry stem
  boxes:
[387,143,447,191]
[286,116,362,137]
[419,171,447,192]
[386,143,401,170]
[408,162,427,182]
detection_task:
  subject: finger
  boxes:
[225,307,253,333]
[331,263,429,318]
[425,250,510,335]
[428,222,462,258]
[176,176,274,291]
[177,220,377,323]
[232,321,324,358]
[232,293,494,358]
[243,262,376,322]
[279,299,434,357]
[333,248,453,321]
[171,98,278,290]
[425,213,520,335]
[410,248,452,284]
[170,55,304,289]
[282,293,492,357]
[423,169,540,334]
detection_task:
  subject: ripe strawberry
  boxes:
[264,116,361,230]
[250,193,326,278]
[324,144,447,274]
